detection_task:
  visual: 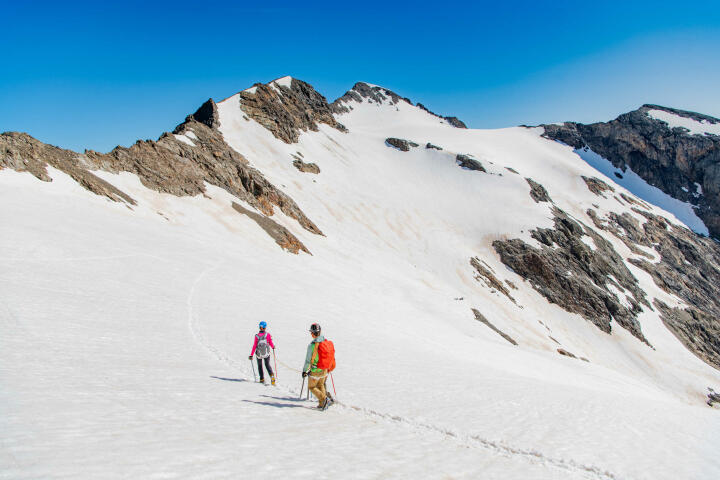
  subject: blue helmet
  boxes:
[259,321,267,329]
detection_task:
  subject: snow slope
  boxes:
[2,83,720,479]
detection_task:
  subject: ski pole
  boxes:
[299,376,305,400]
[273,350,278,380]
[329,372,337,398]
[250,357,257,382]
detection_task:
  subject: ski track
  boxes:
[186,265,620,480]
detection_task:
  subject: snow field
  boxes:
[2,88,720,479]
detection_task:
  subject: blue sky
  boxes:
[2,0,719,152]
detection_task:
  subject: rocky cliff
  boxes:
[542,104,720,239]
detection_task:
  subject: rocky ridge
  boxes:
[236,77,346,144]
[331,82,467,128]
[541,104,720,239]
[1,94,325,253]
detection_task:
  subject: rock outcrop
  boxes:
[456,154,486,172]
[472,308,518,345]
[1,100,324,239]
[588,207,720,369]
[526,178,552,203]
[541,105,720,239]
[0,132,136,205]
[386,138,418,152]
[292,157,320,174]
[332,82,467,128]
[493,208,649,342]
[237,77,346,144]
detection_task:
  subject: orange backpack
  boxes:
[316,339,336,372]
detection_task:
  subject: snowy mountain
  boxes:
[2,76,720,479]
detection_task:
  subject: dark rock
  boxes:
[604,207,720,369]
[86,115,323,236]
[232,202,310,254]
[416,103,468,128]
[582,176,615,196]
[505,167,519,174]
[541,104,720,239]
[456,154,486,172]
[526,178,552,203]
[332,83,467,128]
[185,98,220,129]
[708,389,720,407]
[470,257,516,303]
[386,138,418,152]
[332,82,410,113]
[292,158,320,174]
[0,132,136,206]
[426,143,443,150]
[238,77,346,144]
[493,208,649,342]
[557,348,577,358]
[472,308,518,345]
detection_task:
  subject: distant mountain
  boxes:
[542,104,720,239]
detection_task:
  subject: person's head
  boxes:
[259,321,267,332]
[309,323,321,338]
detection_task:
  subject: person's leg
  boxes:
[264,356,274,377]
[308,370,326,407]
[256,357,264,381]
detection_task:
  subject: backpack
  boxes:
[255,333,271,359]
[316,339,336,371]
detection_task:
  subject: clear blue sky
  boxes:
[2,0,719,152]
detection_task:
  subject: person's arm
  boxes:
[302,342,314,372]
[267,333,276,349]
[249,336,258,357]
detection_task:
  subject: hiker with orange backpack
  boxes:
[302,323,335,410]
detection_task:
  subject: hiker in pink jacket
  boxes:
[248,321,276,384]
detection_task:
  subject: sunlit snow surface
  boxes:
[647,109,720,136]
[2,91,720,479]
[574,146,709,236]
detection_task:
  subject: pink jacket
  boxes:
[250,332,275,356]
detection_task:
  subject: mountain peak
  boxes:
[331,81,467,128]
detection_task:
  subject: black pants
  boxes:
[256,356,273,380]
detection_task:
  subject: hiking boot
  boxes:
[258,378,265,384]
[271,375,276,386]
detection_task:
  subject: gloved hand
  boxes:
[248,355,253,360]
[302,371,308,378]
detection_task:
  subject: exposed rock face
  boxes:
[385,138,418,152]
[470,257,516,304]
[709,388,720,407]
[416,103,468,128]
[237,78,346,144]
[526,178,551,203]
[589,207,720,369]
[541,104,720,239]
[493,208,649,342]
[331,82,412,113]
[292,158,320,174]
[232,202,310,254]
[426,143,443,150]
[472,308,518,345]
[0,132,136,205]
[332,82,467,128]
[1,101,324,238]
[456,154,486,172]
[582,176,615,196]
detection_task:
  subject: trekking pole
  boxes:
[329,372,337,398]
[250,357,257,382]
[299,376,305,400]
[273,350,278,381]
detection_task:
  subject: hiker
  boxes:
[302,323,335,409]
[248,321,276,385]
